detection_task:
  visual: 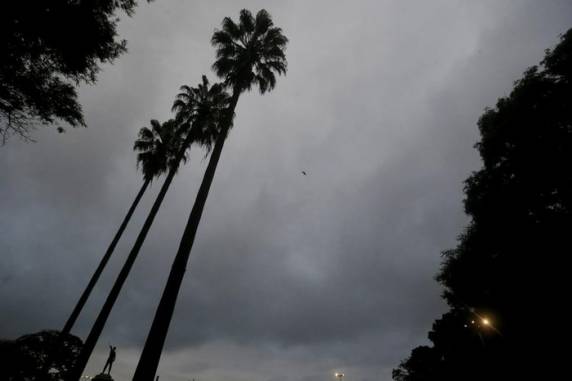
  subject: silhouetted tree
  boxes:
[393,346,441,381]
[1,331,82,381]
[393,29,572,380]
[0,0,151,142]
[394,310,504,381]
[132,9,288,380]
[62,119,183,335]
[171,76,230,150]
[67,78,229,381]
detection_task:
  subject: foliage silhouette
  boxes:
[132,9,288,380]
[68,78,229,380]
[63,118,184,335]
[1,330,82,381]
[172,75,230,152]
[393,28,572,381]
[0,1,151,143]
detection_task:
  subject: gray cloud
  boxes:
[1,1,571,381]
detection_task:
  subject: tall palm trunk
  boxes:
[67,131,196,381]
[38,179,151,381]
[62,179,151,335]
[132,91,240,381]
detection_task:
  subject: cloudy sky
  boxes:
[1,1,571,380]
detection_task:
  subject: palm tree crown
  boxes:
[172,75,230,151]
[211,9,288,94]
[133,119,185,181]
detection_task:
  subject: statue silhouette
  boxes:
[102,346,116,374]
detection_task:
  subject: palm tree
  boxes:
[62,119,180,335]
[132,9,287,380]
[66,119,188,380]
[172,75,229,151]
[134,119,186,185]
[67,78,229,381]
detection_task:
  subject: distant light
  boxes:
[482,318,490,326]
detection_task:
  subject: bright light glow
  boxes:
[482,318,490,326]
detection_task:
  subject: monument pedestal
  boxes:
[92,373,114,381]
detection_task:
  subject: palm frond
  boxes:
[171,99,188,113]
[221,17,242,40]
[179,85,193,94]
[212,57,238,79]
[263,27,289,49]
[239,9,255,34]
[253,9,273,38]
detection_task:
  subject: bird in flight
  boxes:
[301,171,307,176]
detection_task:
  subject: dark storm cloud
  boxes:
[1,1,571,381]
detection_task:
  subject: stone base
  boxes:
[92,373,114,381]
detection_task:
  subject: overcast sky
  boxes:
[1,1,571,381]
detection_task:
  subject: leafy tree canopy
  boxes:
[394,28,572,380]
[0,330,83,381]
[0,0,150,143]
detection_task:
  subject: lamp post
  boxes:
[463,306,501,336]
